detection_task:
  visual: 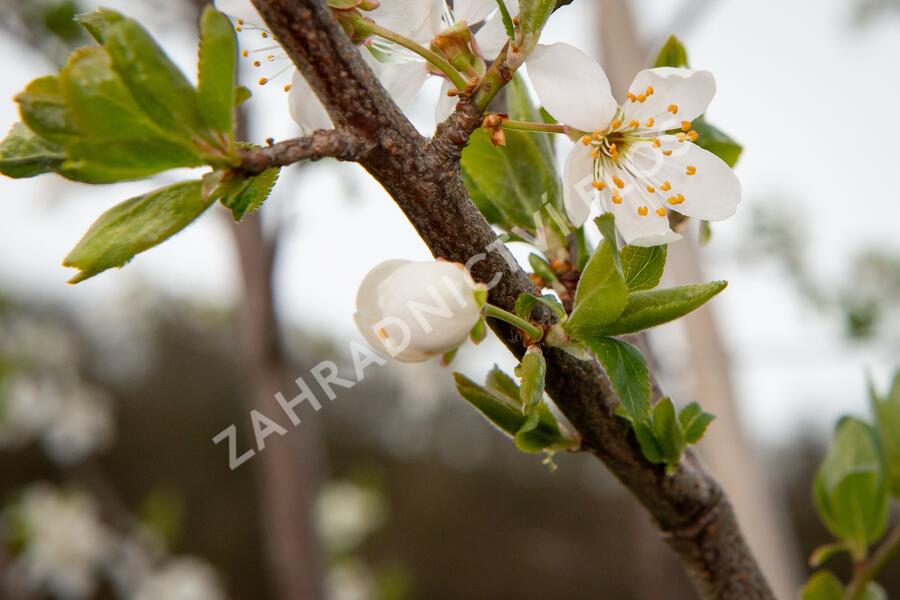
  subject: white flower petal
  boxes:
[435,79,458,123]
[597,165,680,247]
[653,141,741,221]
[454,0,497,25]
[214,0,263,26]
[474,0,517,58]
[622,68,716,130]
[526,43,617,132]
[562,143,595,227]
[288,71,334,134]
[368,0,442,41]
[368,58,429,111]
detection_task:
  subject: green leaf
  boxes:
[75,8,124,44]
[693,117,743,168]
[564,220,628,339]
[633,422,663,464]
[235,85,252,107]
[593,281,727,337]
[808,541,849,568]
[485,366,521,401]
[15,75,79,145]
[63,180,214,283]
[515,346,546,410]
[813,417,889,559]
[800,571,843,600]
[102,17,204,137]
[198,6,237,136]
[0,123,64,178]
[528,252,562,289]
[870,371,900,496]
[515,292,565,321]
[651,397,685,473]
[585,337,650,420]
[453,373,576,453]
[218,168,280,221]
[678,401,715,445]
[494,0,515,41]
[519,0,556,33]
[461,75,561,232]
[621,245,667,291]
[469,317,487,344]
[653,35,689,68]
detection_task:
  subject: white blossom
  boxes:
[315,481,386,554]
[527,42,741,246]
[132,558,227,600]
[354,260,485,362]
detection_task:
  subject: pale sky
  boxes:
[0,0,897,444]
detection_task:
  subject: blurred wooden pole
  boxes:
[597,1,802,598]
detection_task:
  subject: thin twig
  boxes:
[238,129,366,174]
[845,522,900,600]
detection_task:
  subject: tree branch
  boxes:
[239,129,366,174]
[248,0,775,597]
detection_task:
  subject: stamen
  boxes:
[610,119,622,130]
[628,119,640,129]
[667,104,679,114]
[685,165,697,176]
[242,50,249,57]
[662,149,672,156]
[645,118,655,128]
[377,327,388,339]
[637,206,649,216]
[581,135,592,145]
[681,120,692,131]
[259,77,268,85]
[676,133,687,143]
[687,130,699,141]
[627,92,637,102]
[637,93,647,103]
[283,84,292,92]
[646,185,655,193]
[652,138,661,148]
[645,85,654,96]
[656,207,667,216]
[660,181,672,191]
[612,194,623,204]
[613,176,625,189]
[592,180,606,190]
[591,147,601,158]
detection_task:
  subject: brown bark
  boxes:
[244,1,776,597]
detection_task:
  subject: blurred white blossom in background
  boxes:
[315,480,386,555]
[132,557,227,600]
[325,559,376,600]
[5,485,112,599]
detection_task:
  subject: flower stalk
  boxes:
[483,304,543,342]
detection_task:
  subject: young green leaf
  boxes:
[63,180,214,283]
[632,422,663,464]
[585,337,650,420]
[0,123,64,178]
[494,0,515,40]
[75,8,124,44]
[651,397,685,474]
[808,541,849,568]
[102,17,204,137]
[564,222,628,339]
[519,0,556,34]
[653,35,689,68]
[592,281,727,337]
[515,292,566,321]
[218,168,280,221]
[678,401,715,445]
[800,571,844,600]
[485,366,521,401]
[469,317,487,344]
[516,345,546,410]
[813,417,889,559]
[198,6,237,137]
[621,245,667,291]
[14,75,79,145]
[869,371,900,496]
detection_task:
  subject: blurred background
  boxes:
[1,0,898,598]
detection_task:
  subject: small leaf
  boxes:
[494,0,515,40]
[469,317,487,344]
[515,292,565,321]
[515,345,546,410]
[633,422,663,464]
[693,117,743,168]
[593,281,727,337]
[0,123,64,178]
[653,35,688,68]
[485,366,521,401]
[235,85,252,107]
[15,75,79,145]
[75,8,124,43]
[519,0,556,33]
[678,401,715,445]
[528,253,562,289]
[60,137,205,183]
[651,397,685,473]
[800,571,843,600]
[585,337,650,420]
[808,541,849,568]
[813,417,889,559]
[621,245,667,291]
[63,180,214,283]
[218,168,280,221]
[564,220,628,339]
[198,6,238,137]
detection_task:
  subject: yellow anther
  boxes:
[656,207,667,217]
[592,130,602,140]
[258,77,269,86]
[687,130,699,141]
[645,118,655,128]
[681,121,692,131]
[237,19,245,25]
[645,85,654,96]
[591,147,601,158]
[677,193,685,202]
[609,142,617,154]
[637,94,647,103]
[592,180,606,191]
[377,327,388,339]
[253,60,262,67]
[283,84,293,92]
[262,31,270,38]
[652,138,662,148]
[667,195,685,205]
[637,206,649,216]
[685,165,697,176]
[613,176,625,189]
[242,50,249,57]
[677,133,687,143]
[627,92,637,102]
[660,181,672,191]
[667,104,679,114]
[662,149,672,156]
[235,25,242,32]
[628,120,640,129]
[581,135,592,145]
[610,119,622,130]
[612,194,623,204]
[646,185,656,193]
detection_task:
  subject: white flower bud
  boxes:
[354,260,486,362]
